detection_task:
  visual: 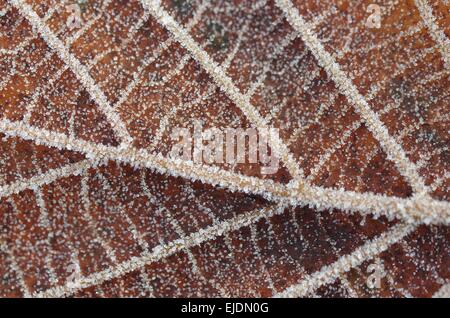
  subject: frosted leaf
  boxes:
[0,0,448,298]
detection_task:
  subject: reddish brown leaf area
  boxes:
[0,0,448,298]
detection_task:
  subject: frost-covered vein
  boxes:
[29,5,155,125]
[0,6,68,90]
[91,172,156,297]
[139,173,228,297]
[8,0,133,146]
[432,283,450,298]
[1,118,449,224]
[118,1,213,149]
[22,63,68,124]
[32,203,281,297]
[79,173,118,264]
[247,6,338,118]
[113,0,209,112]
[33,189,59,286]
[98,173,151,251]
[287,91,343,146]
[249,223,277,292]
[221,21,249,70]
[0,242,31,298]
[149,35,242,151]
[141,0,306,182]
[149,82,216,151]
[112,38,175,111]
[0,1,59,57]
[0,159,92,199]
[288,46,434,148]
[64,0,112,45]
[21,0,119,122]
[274,223,416,298]
[245,31,298,100]
[414,0,450,69]
[275,0,429,196]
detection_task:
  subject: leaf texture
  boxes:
[0,0,448,298]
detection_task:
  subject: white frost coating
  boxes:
[432,283,450,298]
[149,29,241,151]
[304,46,438,182]
[0,118,449,224]
[33,189,59,286]
[0,160,92,199]
[33,204,283,298]
[140,0,306,182]
[23,0,144,125]
[64,0,113,46]
[287,45,434,151]
[0,0,446,299]
[9,0,134,147]
[414,0,450,69]
[275,0,430,196]
[274,223,416,298]
[4,0,445,224]
[113,0,210,112]
[306,120,363,182]
[79,173,118,264]
[0,242,32,298]
[139,172,230,297]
